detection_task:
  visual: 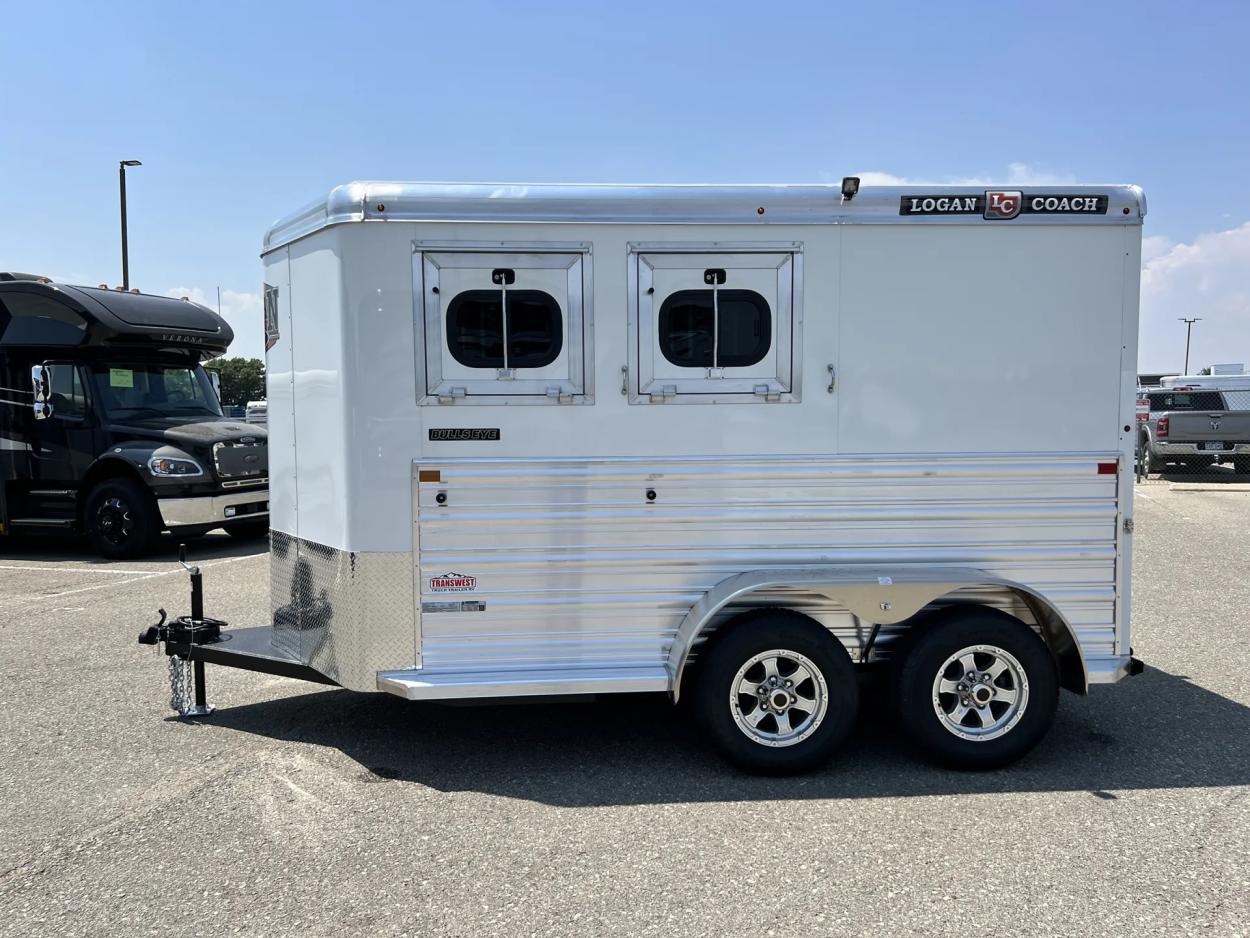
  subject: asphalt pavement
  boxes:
[1,487,1248,937]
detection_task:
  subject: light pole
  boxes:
[119,159,142,290]
[1178,317,1202,375]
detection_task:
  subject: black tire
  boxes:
[693,609,858,776]
[84,478,160,560]
[896,607,1058,770]
[1142,443,1160,475]
[225,519,269,540]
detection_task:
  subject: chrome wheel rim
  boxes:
[932,644,1029,742]
[730,649,828,748]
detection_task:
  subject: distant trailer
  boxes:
[141,180,1146,774]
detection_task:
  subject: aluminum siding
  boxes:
[414,454,1119,674]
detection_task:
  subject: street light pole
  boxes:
[1178,317,1202,375]
[119,160,142,289]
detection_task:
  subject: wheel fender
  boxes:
[666,566,1088,701]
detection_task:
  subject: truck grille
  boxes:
[213,440,267,479]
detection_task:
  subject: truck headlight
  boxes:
[148,456,204,477]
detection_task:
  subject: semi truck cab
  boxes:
[0,277,268,558]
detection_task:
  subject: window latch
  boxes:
[437,386,467,404]
[649,385,677,402]
[753,384,781,402]
[546,387,573,403]
[496,368,516,381]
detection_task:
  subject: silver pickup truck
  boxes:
[1139,388,1250,473]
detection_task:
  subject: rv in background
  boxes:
[0,277,269,558]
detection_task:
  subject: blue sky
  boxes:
[2,0,1248,369]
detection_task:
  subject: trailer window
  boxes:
[658,290,771,368]
[446,290,563,370]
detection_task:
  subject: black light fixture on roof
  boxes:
[841,176,860,201]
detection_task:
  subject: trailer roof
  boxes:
[263,181,1146,253]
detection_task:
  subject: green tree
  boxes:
[205,357,265,407]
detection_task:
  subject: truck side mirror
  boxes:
[31,364,52,420]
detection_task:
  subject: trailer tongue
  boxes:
[138,545,336,716]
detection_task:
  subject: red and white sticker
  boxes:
[430,572,477,592]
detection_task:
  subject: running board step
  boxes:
[376,666,670,700]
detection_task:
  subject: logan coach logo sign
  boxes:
[899,191,1109,219]
[984,190,1022,219]
[430,572,477,592]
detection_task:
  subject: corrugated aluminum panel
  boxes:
[414,454,1121,674]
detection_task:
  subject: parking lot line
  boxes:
[0,553,261,607]
[0,564,161,576]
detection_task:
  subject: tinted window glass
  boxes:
[47,364,87,418]
[88,363,222,418]
[658,289,771,368]
[446,290,562,369]
[1149,391,1225,411]
[0,292,87,345]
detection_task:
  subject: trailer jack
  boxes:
[137,545,226,717]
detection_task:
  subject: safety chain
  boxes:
[168,654,194,714]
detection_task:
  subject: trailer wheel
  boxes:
[693,610,858,775]
[85,478,159,559]
[895,608,1058,770]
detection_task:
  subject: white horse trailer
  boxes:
[141,180,1146,774]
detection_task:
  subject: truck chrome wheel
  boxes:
[730,649,829,747]
[931,644,1029,742]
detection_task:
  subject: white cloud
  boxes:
[1138,222,1250,373]
[848,163,1077,187]
[165,286,264,361]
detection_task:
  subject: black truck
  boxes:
[0,275,268,558]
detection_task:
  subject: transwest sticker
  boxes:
[429,428,500,441]
[430,572,477,592]
[899,191,1109,219]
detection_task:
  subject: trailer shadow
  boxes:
[208,665,1250,806]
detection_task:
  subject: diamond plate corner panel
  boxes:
[269,529,415,691]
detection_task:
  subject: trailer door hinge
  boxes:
[649,385,677,402]
[1123,517,1134,534]
[753,384,782,402]
[546,387,574,403]
[438,387,467,404]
